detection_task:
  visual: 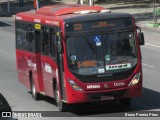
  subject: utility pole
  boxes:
[7,0,10,14]
[153,0,157,24]
[79,0,94,6]
[80,0,83,4]
[34,0,39,10]
[0,1,3,16]
[89,0,94,6]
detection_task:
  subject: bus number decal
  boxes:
[35,24,41,30]
[74,24,82,31]
[45,63,52,73]
[27,60,37,70]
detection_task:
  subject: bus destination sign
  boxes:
[65,18,132,32]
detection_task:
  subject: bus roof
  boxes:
[16,4,132,25]
[36,4,105,16]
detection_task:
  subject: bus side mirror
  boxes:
[136,26,145,45]
[138,32,145,45]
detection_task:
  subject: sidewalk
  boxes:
[0,0,160,24]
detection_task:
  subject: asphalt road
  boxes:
[0,17,160,120]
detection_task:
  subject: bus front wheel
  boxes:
[55,85,67,112]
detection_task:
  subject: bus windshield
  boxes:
[67,31,138,75]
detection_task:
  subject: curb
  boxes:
[146,23,160,28]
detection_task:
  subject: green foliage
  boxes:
[153,8,160,15]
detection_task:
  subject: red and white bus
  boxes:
[15,4,145,111]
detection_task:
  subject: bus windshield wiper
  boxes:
[83,35,96,55]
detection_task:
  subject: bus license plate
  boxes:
[101,96,114,101]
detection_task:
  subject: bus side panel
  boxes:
[16,50,31,89]
[16,50,45,93]
[40,56,58,98]
[34,54,45,93]
[22,51,45,93]
[16,50,26,86]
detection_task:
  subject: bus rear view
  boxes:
[15,4,145,111]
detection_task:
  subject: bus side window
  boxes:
[42,27,50,55]
[22,23,28,51]
[28,24,35,52]
[49,28,56,58]
[35,31,40,53]
[16,21,22,49]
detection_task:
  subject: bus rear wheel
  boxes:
[120,98,131,107]
[31,78,40,100]
[55,85,67,112]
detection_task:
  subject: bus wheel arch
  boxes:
[53,78,67,112]
[29,70,40,100]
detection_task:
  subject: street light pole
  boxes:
[89,0,94,6]
[36,0,39,10]
[79,0,94,6]
[80,0,83,4]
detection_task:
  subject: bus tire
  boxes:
[120,98,131,107]
[31,77,40,100]
[55,85,67,112]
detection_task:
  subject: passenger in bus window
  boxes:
[69,54,78,70]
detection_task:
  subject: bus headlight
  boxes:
[68,79,83,91]
[128,73,141,86]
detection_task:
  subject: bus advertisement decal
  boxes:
[45,63,52,73]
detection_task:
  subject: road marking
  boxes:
[145,43,160,49]
[142,63,154,68]
[136,102,151,109]
[149,31,160,36]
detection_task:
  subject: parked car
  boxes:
[0,93,18,120]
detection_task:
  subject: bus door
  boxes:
[40,26,57,98]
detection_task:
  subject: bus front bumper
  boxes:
[66,84,142,104]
